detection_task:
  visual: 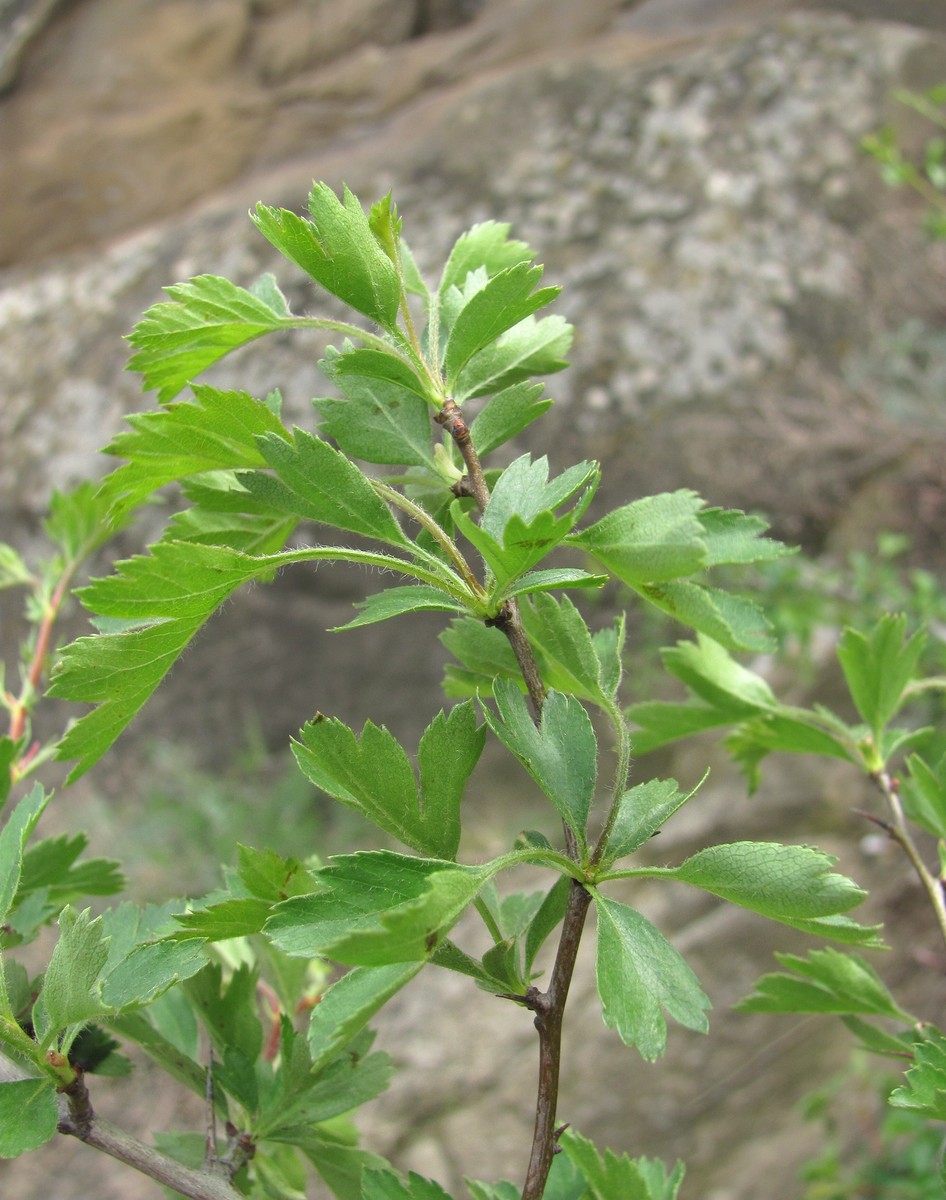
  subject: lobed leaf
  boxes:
[482,681,597,849]
[454,314,572,402]
[307,963,422,1071]
[889,1028,946,1121]
[100,385,290,516]
[443,263,561,388]
[837,614,925,739]
[0,1080,58,1157]
[558,1127,685,1200]
[126,273,296,402]
[593,894,710,1061]
[469,381,553,456]
[736,948,910,1020]
[252,184,401,330]
[265,851,489,966]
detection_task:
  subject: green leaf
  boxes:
[469,382,553,456]
[637,580,775,653]
[735,948,911,1020]
[252,184,401,329]
[293,704,484,859]
[126,273,297,402]
[439,221,534,295]
[837,615,925,738]
[314,359,436,469]
[440,617,521,697]
[523,875,570,973]
[32,906,111,1051]
[660,636,777,713]
[501,567,607,601]
[481,680,597,848]
[902,752,946,839]
[569,491,707,585]
[183,963,262,1062]
[171,897,274,941]
[18,833,123,906]
[454,314,572,403]
[696,507,787,567]
[453,456,597,595]
[0,784,49,925]
[0,544,33,589]
[50,542,293,778]
[558,1126,685,1200]
[890,1028,946,1120]
[362,1168,455,1200]
[593,894,710,1061]
[262,1046,392,1137]
[659,842,867,925]
[100,385,290,516]
[602,777,700,863]
[0,1080,58,1157]
[331,586,471,632]
[444,263,561,388]
[100,938,208,1011]
[518,592,613,707]
[242,428,408,545]
[307,963,422,1071]
[293,1134,391,1200]
[264,851,488,965]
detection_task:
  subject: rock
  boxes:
[3,6,946,1200]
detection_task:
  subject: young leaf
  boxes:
[837,615,925,739]
[454,314,572,403]
[0,1080,58,1157]
[264,851,489,966]
[735,948,911,1020]
[331,586,472,632]
[481,680,597,849]
[902,752,946,839]
[593,894,710,1061]
[558,1127,685,1200]
[126,273,298,402]
[439,221,534,295]
[32,906,112,1051]
[443,263,560,388]
[602,777,700,864]
[100,385,290,516]
[469,381,553,456]
[0,784,49,925]
[293,704,483,859]
[889,1028,946,1121]
[252,184,401,330]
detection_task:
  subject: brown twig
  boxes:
[57,1070,245,1200]
[520,879,592,1199]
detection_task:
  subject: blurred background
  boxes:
[3,2,946,1197]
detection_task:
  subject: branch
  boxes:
[55,1070,245,1200]
[520,879,592,1200]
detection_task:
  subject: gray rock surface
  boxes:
[3,3,946,1199]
